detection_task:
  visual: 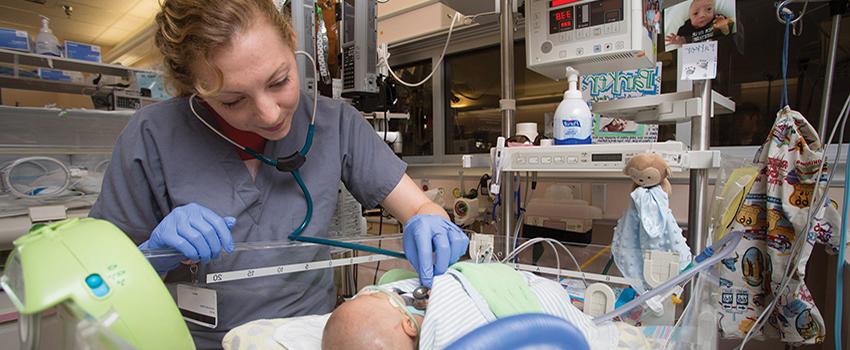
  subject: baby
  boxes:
[322,284,423,349]
[322,263,650,350]
[666,0,734,46]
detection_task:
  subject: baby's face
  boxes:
[322,289,422,350]
[689,0,715,28]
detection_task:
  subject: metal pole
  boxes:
[688,80,711,257]
[500,0,516,257]
[817,14,841,138]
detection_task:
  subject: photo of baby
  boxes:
[599,117,637,133]
[664,0,737,52]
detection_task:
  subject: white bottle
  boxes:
[553,66,592,145]
[35,15,61,57]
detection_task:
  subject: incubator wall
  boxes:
[0,106,127,239]
[149,231,711,349]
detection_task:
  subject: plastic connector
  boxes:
[646,295,664,316]
[695,246,715,263]
[671,295,683,305]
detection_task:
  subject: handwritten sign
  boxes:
[681,41,718,80]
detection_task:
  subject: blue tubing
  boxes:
[300,124,315,156]
[835,141,850,350]
[287,170,405,259]
[445,313,589,350]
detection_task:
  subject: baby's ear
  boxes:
[401,317,419,337]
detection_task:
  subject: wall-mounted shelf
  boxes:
[0,48,156,78]
[592,90,735,124]
[0,75,96,95]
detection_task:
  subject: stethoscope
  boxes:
[188,50,405,259]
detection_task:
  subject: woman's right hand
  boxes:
[139,203,236,273]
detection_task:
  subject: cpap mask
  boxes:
[356,286,425,331]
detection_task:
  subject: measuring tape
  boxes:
[206,254,399,284]
[202,256,627,285]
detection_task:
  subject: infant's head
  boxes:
[322,286,424,350]
[689,0,715,28]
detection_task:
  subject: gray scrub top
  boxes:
[89,92,406,349]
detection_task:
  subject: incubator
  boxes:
[0,106,126,224]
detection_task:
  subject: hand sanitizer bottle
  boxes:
[554,66,592,145]
[35,15,61,57]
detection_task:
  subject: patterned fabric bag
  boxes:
[715,108,842,345]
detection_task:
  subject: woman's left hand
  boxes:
[403,214,469,288]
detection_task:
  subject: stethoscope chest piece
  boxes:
[412,286,430,311]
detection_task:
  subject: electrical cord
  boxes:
[503,237,587,287]
[379,12,463,87]
[465,11,498,23]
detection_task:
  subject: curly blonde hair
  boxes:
[154,0,296,96]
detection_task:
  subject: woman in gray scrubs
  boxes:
[89,0,468,347]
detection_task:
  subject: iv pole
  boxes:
[816,0,846,137]
[500,0,517,256]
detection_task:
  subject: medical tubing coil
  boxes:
[0,156,71,199]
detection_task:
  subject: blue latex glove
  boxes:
[139,203,236,273]
[403,214,469,288]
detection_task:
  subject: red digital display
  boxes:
[554,10,572,21]
[550,0,580,7]
[549,7,574,33]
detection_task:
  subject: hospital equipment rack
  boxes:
[494,0,733,262]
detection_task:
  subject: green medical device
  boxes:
[0,218,195,349]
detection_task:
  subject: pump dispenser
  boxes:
[553,66,592,145]
[35,15,61,57]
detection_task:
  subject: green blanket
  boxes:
[451,262,542,318]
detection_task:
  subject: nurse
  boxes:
[89,0,468,347]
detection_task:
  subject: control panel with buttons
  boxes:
[525,0,657,78]
[499,142,720,172]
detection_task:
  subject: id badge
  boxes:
[177,284,218,328]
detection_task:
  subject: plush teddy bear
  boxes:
[624,153,672,197]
